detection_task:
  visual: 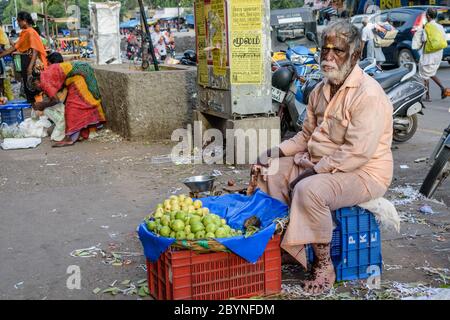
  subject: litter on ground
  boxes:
[419,205,434,215]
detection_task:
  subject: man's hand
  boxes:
[288,168,317,197]
[256,147,285,168]
[298,158,315,169]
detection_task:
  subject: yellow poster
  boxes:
[195,0,208,86]
[230,0,263,84]
[210,0,227,77]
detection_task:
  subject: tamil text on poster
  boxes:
[230,0,263,84]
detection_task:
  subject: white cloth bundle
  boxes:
[359,197,401,232]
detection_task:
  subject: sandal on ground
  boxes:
[52,140,75,148]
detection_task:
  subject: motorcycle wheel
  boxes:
[393,114,418,143]
[419,147,450,198]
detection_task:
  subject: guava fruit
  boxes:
[171,219,185,232]
[159,226,171,237]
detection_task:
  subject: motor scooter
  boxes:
[272,32,426,142]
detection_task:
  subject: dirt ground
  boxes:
[1,65,449,300]
[0,131,448,300]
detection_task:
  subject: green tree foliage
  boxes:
[1,0,196,26]
[271,0,304,10]
[151,0,193,8]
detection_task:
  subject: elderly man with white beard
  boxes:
[254,20,394,295]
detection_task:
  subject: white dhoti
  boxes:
[419,50,443,80]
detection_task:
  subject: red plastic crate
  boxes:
[146,235,281,300]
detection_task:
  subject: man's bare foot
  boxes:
[301,260,335,295]
[300,243,335,295]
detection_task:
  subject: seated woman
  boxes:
[31,61,105,147]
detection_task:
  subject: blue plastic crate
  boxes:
[307,206,382,281]
[0,100,31,125]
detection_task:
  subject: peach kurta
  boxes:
[257,64,394,268]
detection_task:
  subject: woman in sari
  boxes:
[0,11,48,102]
[31,61,106,147]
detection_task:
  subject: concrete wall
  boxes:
[93,64,197,140]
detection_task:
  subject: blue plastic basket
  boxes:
[307,206,382,281]
[0,100,31,125]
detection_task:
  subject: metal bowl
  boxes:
[183,175,216,193]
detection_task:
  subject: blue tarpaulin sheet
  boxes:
[185,14,194,26]
[138,189,288,263]
[120,20,139,28]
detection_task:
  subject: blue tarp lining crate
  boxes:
[0,100,31,125]
[307,206,382,281]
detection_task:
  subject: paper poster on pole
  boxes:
[210,0,227,77]
[230,0,263,84]
[195,0,208,86]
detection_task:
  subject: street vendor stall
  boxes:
[138,188,288,300]
[136,172,388,300]
[53,17,81,61]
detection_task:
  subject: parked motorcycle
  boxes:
[178,50,197,66]
[285,44,319,77]
[272,44,319,73]
[274,31,426,142]
[272,57,379,138]
[419,123,450,198]
[374,63,426,142]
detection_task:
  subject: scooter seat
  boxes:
[358,59,373,70]
[373,67,410,90]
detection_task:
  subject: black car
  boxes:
[369,6,450,66]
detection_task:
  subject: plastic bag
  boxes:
[0,123,25,139]
[1,137,41,150]
[18,116,52,138]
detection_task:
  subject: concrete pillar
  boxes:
[225,116,280,165]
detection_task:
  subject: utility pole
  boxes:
[177,2,180,32]
[137,0,159,71]
[42,1,51,46]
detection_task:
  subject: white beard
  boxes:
[321,58,353,85]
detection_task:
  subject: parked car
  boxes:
[369,6,450,66]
